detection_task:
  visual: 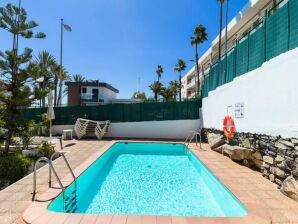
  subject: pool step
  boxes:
[64,190,78,213]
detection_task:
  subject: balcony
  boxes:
[80,93,104,103]
[187,78,196,89]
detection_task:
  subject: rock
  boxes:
[251,152,263,168]
[269,174,275,182]
[243,159,255,168]
[281,176,298,201]
[292,138,298,146]
[277,161,287,170]
[207,133,226,149]
[252,152,262,160]
[262,162,270,169]
[275,155,285,163]
[241,138,251,149]
[270,167,276,174]
[219,144,253,161]
[292,167,298,178]
[263,156,274,164]
[275,168,285,178]
[278,140,295,148]
[275,178,283,186]
[295,146,298,151]
[275,140,294,150]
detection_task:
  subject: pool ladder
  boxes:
[32,151,77,212]
[184,131,202,153]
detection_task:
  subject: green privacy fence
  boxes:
[22,100,201,125]
[202,0,298,98]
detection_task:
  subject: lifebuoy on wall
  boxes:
[223,115,235,138]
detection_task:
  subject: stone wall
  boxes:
[203,128,298,201]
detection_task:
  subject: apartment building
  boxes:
[182,0,278,99]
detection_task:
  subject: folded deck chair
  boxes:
[74,118,110,140]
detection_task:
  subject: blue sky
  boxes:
[0,0,247,99]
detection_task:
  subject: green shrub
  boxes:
[0,153,31,188]
[37,141,55,158]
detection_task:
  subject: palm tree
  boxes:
[174,59,186,101]
[156,65,163,82]
[169,80,180,101]
[32,51,56,107]
[50,63,61,106]
[217,0,225,61]
[191,24,208,95]
[160,87,175,102]
[149,81,163,101]
[72,74,85,82]
[57,67,70,106]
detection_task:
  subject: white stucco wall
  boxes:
[202,48,298,138]
[52,119,201,140]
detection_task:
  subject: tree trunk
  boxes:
[218,2,223,61]
[179,74,182,101]
[154,92,157,101]
[57,79,63,105]
[54,77,58,106]
[195,44,200,96]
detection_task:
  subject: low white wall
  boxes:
[52,119,201,140]
[202,48,298,138]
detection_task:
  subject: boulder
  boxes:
[275,155,285,163]
[275,168,285,178]
[241,138,251,149]
[207,133,225,149]
[269,174,275,182]
[281,175,298,201]
[275,140,294,150]
[252,152,263,169]
[263,156,274,164]
[292,167,298,178]
[292,138,298,146]
[219,144,253,161]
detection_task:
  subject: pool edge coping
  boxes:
[21,140,272,224]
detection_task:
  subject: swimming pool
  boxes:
[48,142,247,217]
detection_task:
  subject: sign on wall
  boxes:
[234,102,244,118]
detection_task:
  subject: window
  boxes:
[82,88,87,93]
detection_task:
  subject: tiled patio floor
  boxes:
[0,140,298,223]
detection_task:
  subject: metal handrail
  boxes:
[32,157,65,202]
[49,151,76,189]
[184,131,202,153]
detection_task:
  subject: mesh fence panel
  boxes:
[202,0,298,98]
[266,3,289,60]
[249,24,265,71]
[22,100,201,125]
[226,49,236,83]
[290,0,298,49]
[236,36,249,76]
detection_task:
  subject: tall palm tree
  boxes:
[72,74,85,82]
[33,51,56,107]
[50,63,61,106]
[169,80,180,101]
[174,59,186,101]
[156,65,163,82]
[191,24,208,95]
[149,81,163,101]
[160,87,175,102]
[57,67,70,106]
[217,0,225,61]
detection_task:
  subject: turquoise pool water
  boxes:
[48,142,247,217]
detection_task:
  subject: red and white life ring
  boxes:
[223,115,235,139]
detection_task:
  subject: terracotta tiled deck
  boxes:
[0,140,298,223]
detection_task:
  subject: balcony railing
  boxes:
[80,93,104,102]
